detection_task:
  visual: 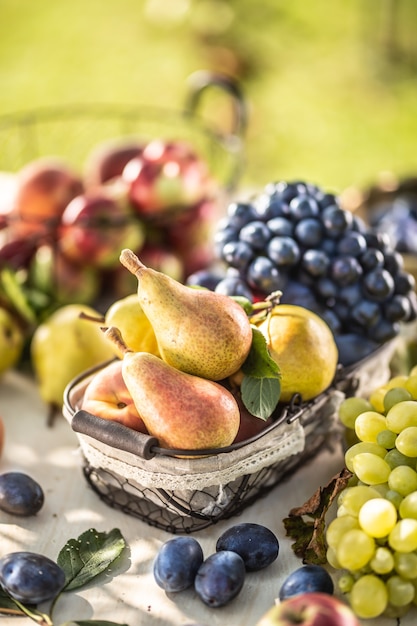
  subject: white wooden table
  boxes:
[0,369,414,626]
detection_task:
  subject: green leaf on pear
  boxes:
[57,528,126,591]
[230,295,254,315]
[240,327,281,420]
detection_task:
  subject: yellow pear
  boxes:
[257,304,338,403]
[118,249,253,381]
[0,307,25,376]
[104,294,160,358]
[31,304,115,415]
[105,327,240,451]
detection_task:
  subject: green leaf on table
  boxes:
[57,528,127,591]
[240,327,281,420]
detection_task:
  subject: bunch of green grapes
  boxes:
[328,365,417,620]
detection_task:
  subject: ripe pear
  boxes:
[119,249,253,381]
[105,327,240,451]
[0,307,25,376]
[31,304,115,417]
[104,294,160,359]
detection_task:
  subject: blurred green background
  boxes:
[1,0,417,195]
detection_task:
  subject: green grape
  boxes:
[338,572,355,593]
[385,448,416,470]
[388,465,417,496]
[326,545,340,569]
[344,442,386,473]
[386,575,415,607]
[369,385,388,413]
[389,519,417,552]
[336,528,375,570]
[376,429,397,449]
[386,375,409,390]
[385,489,404,510]
[372,482,389,497]
[349,574,388,619]
[394,551,417,579]
[338,396,373,429]
[354,410,387,444]
[386,401,417,433]
[326,514,359,549]
[352,452,391,485]
[358,497,397,537]
[410,366,417,377]
[384,387,413,412]
[399,492,417,519]
[405,375,417,400]
[370,546,395,574]
[396,426,417,458]
[384,603,411,619]
[336,485,381,517]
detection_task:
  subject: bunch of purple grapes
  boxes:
[188,180,417,366]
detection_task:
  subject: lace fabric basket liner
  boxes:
[62,340,396,533]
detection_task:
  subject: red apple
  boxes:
[0,172,17,230]
[167,198,219,275]
[0,227,38,270]
[122,139,214,222]
[58,180,144,269]
[84,138,144,187]
[81,360,148,433]
[256,593,361,626]
[10,157,84,239]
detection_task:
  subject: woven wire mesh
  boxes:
[79,408,334,534]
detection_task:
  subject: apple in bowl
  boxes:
[58,180,144,269]
[122,139,214,222]
[10,157,84,239]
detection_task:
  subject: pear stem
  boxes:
[101,325,132,355]
[119,248,146,277]
[79,311,106,324]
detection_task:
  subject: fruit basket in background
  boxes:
[0,70,247,190]
[0,71,247,325]
[63,340,395,534]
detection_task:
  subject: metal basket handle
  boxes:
[184,70,248,140]
[183,70,247,190]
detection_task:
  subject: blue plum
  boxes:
[279,564,334,601]
[153,536,203,593]
[0,551,66,604]
[216,522,279,571]
[0,472,44,516]
[194,551,245,607]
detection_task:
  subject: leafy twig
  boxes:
[0,528,128,626]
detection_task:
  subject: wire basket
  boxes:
[62,340,396,534]
[0,71,247,191]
